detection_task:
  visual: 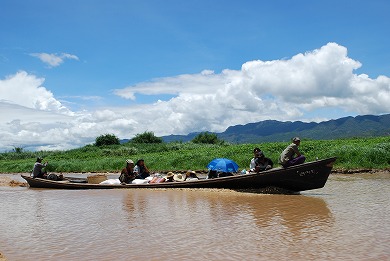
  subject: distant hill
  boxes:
[161,114,390,143]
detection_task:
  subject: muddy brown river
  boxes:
[0,172,389,260]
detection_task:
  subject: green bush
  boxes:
[192,132,225,144]
[130,131,163,144]
[95,134,120,146]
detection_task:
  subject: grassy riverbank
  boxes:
[0,136,389,173]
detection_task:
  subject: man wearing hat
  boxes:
[185,170,199,180]
[173,173,186,182]
[165,172,175,182]
[279,137,306,168]
[32,157,48,178]
[119,159,136,184]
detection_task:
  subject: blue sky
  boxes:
[1,0,389,151]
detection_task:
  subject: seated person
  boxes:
[254,151,273,172]
[165,172,175,182]
[32,157,48,178]
[119,159,136,184]
[134,159,150,179]
[279,137,306,168]
[207,170,218,179]
[185,170,199,180]
[250,147,262,172]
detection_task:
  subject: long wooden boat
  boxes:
[21,157,336,192]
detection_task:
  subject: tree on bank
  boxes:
[95,134,120,146]
[130,131,163,144]
[192,132,225,144]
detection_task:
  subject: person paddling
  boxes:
[32,157,48,178]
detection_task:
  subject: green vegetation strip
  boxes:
[1,136,389,173]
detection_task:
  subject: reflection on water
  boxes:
[118,189,334,260]
[0,173,389,260]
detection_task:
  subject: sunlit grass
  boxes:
[1,136,389,173]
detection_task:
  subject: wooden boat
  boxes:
[21,157,336,192]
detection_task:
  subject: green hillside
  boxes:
[163,114,390,143]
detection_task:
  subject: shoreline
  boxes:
[331,168,390,174]
[1,168,390,176]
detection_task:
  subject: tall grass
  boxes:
[0,136,389,173]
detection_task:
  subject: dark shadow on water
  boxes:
[233,186,300,195]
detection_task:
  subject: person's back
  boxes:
[32,157,48,178]
[279,143,297,165]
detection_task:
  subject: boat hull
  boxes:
[21,157,336,192]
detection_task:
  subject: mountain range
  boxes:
[161,114,390,143]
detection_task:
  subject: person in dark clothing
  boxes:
[207,170,218,179]
[134,159,150,179]
[32,157,48,178]
[250,147,262,172]
[254,151,273,172]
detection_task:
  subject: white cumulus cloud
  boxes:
[0,71,72,114]
[112,43,390,133]
[1,43,390,151]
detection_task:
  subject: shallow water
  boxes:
[0,173,389,260]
